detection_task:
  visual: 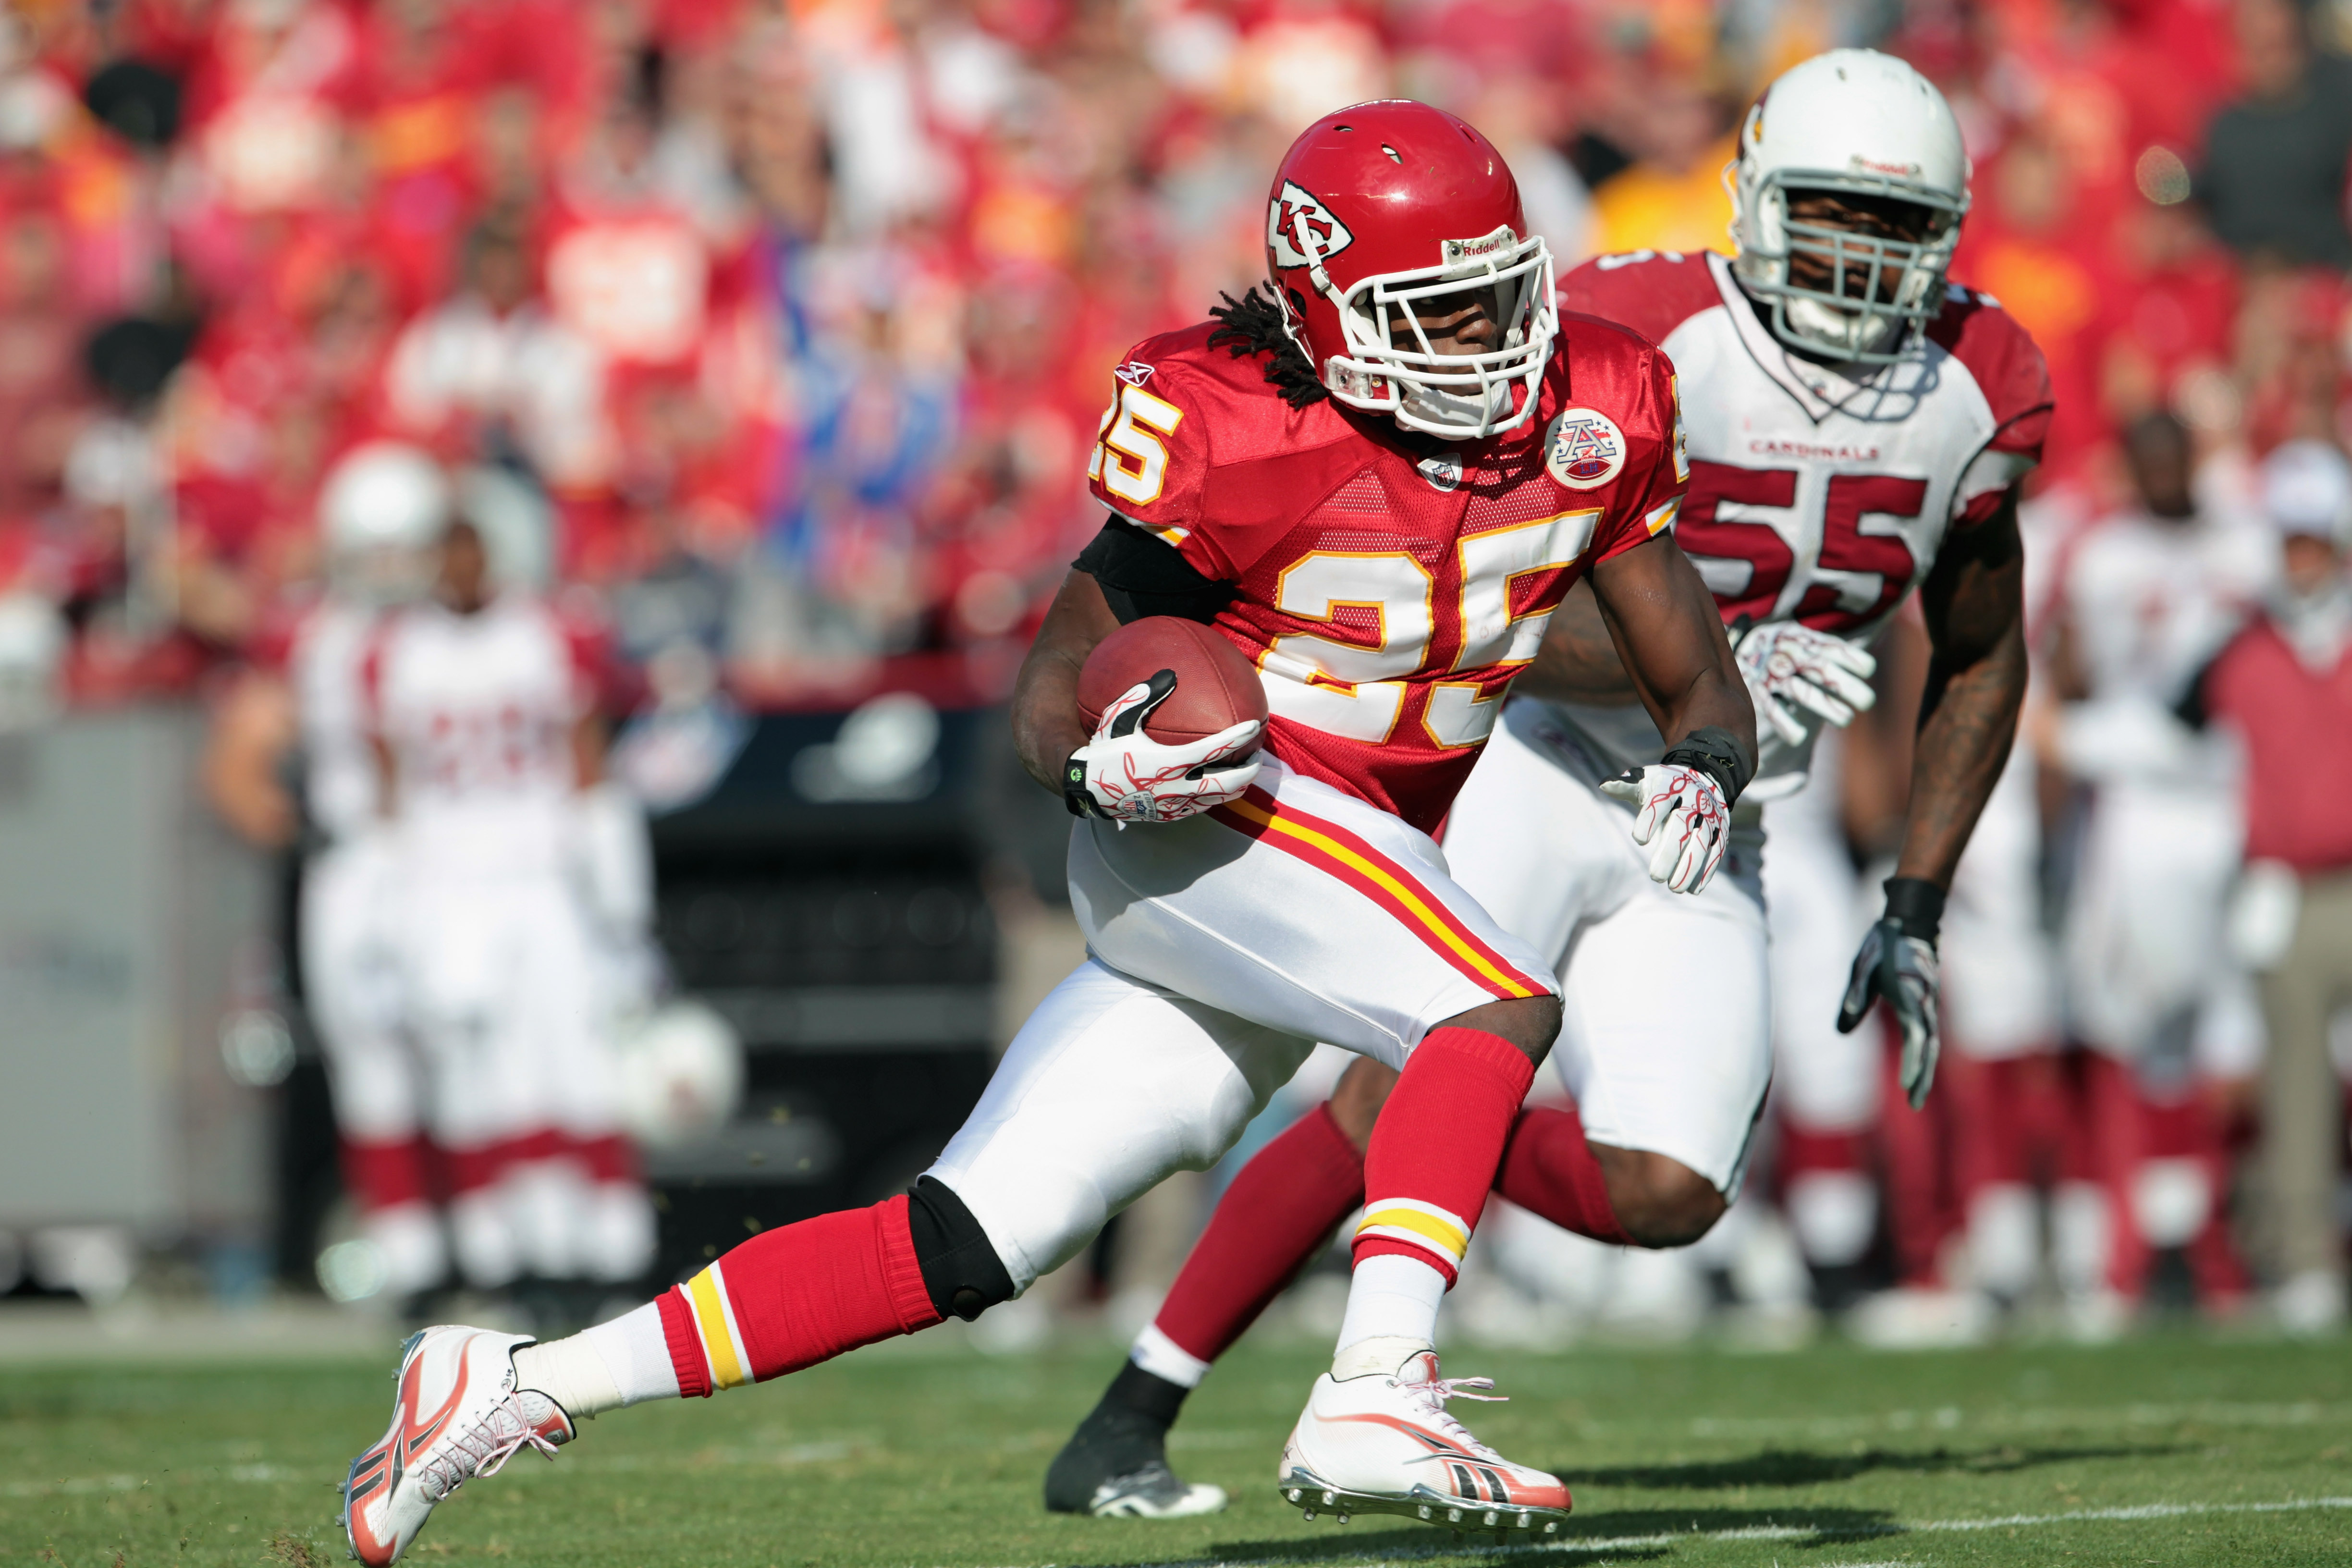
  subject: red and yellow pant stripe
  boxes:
[1208,785,1545,1004]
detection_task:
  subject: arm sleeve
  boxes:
[1072,515,1236,625]
[1587,344,1692,567]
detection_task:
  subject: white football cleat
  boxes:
[1277,1347,1570,1537]
[342,1325,575,1566]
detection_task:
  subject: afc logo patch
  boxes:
[1114,360,1155,386]
[1545,407,1627,490]
[1268,182,1356,268]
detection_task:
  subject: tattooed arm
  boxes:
[1897,484,2029,887]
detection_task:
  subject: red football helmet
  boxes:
[1265,101,1555,440]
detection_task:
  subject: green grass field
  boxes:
[8,1333,2352,1568]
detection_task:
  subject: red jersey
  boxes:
[1085,317,1688,833]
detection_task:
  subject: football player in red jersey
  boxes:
[338,101,1753,1563]
[1044,49,2050,1515]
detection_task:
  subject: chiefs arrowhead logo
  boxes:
[1268,182,1355,269]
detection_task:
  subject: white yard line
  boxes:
[950,1495,2352,1568]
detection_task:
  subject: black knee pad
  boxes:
[906,1175,1016,1322]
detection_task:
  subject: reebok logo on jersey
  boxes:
[1545,407,1627,490]
[1269,183,1355,268]
[1114,360,1156,386]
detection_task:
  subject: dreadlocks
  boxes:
[1206,286,1329,410]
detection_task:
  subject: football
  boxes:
[1077,616,1269,745]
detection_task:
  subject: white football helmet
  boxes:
[1728,49,1970,364]
[319,442,449,603]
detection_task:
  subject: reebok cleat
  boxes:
[1275,1347,1569,1535]
[341,1325,575,1566]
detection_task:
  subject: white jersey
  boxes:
[2064,507,2273,709]
[363,593,599,880]
[277,597,381,842]
[1530,248,2051,798]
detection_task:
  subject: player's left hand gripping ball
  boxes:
[1066,671,1264,823]
[1837,877,1946,1109]
[1600,762,1729,893]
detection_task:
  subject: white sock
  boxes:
[1128,1322,1211,1389]
[1332,1334,1434,1380]
[513,1300,677,1418]
[1333,1253,1446,1371]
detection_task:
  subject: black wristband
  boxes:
[1660,723,1755,807]
[1063,753,1100,818]
[1881,876,1946,944]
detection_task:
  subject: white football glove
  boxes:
[1836,878,1946,1109]
[1600,762,1731,894]
[1733,619,1878,747]
[1065,671,1263,824]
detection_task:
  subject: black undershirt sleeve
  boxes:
[1072,514,1235,626]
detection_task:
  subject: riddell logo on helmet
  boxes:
[1440,227,1519,268]
[1268,183,1355,268]
[1850,155,1922,176]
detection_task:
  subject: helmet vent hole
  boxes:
[1335,123,1352,132]
[1380,143,1401,164]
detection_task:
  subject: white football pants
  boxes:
[1449,702,1773,1196]
[929,755,1557,1293]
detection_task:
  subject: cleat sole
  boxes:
[1276,1466,1570,1537]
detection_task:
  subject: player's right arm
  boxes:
[1011,569,1122,793]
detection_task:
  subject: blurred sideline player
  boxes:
[340,99,1756,1566]
[361,505,657,1305]
[2041,412,2270,1323]
[1042,49,2050,1514]
[206,443,453,1304]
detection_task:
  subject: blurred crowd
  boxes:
[4,0,2352,1335]
[0,0,2334,711]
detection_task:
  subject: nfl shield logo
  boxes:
[1545,407,1627,490]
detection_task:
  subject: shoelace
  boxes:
[416,1396,561,1502]
[1394,1373,1511,1464]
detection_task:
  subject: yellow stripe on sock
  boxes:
[686,1267,747,1390]
[1357,1204,1470,1266]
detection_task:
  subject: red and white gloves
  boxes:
[1600,762,1731,893]
[1733,620,1877,748]
[1064,671,1264,824]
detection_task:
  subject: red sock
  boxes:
[1494,1103,1633,1245]
[341,1136,433,1212]
[656,1196,941,1396]
[1353,1027,1535,1285]
[1153,1103,1365,1364]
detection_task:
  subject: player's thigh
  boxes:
[1070,757,1556,1069]
[1441,713,1639,966]
[301,840,402,1047]
[1554,856,1772,1197]
[404,879,541,1147]
[514,877,624,1134]
[1762,818,1875,1130]
[927,957,1315,1292]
